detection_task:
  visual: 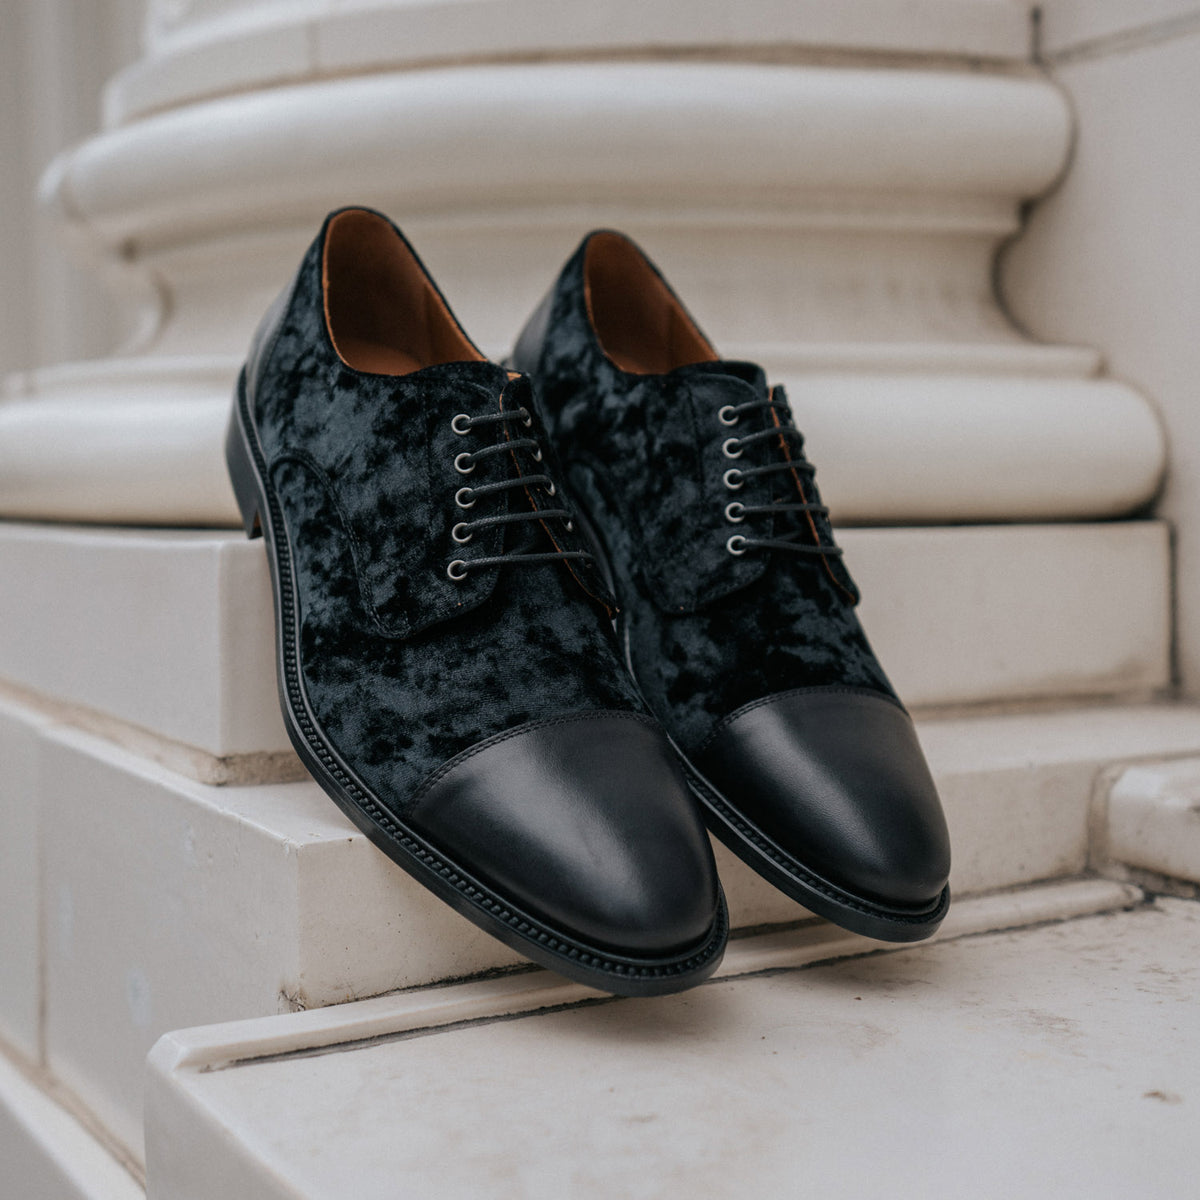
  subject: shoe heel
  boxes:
[226,371,264,539]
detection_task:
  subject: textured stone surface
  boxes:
[145,897,1200,1200]
[21,689,1200,1164]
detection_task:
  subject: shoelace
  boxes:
[716,387,844,561]
[446,404,594,581]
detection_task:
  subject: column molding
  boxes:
[114,0,1034,126]
[0,5,1166,526]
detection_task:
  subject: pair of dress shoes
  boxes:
[227,207,951,997]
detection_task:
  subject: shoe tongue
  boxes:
[405,358,513,399]
[672,359,768,394]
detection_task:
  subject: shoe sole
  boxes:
[225,370,728,997]
[564,478,949,944]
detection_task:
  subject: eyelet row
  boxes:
[724,471,747,557]
[719,406,745,554]
[446,407,562,582]
[452,415,477,576]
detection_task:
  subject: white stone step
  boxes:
[146,878,1144,1073]
[1103,758,1200,887]
[29,718,523,1162]
[7,693,1200,1165]
[0,1048,142,1200]
[0,694,50,1061]
[0,524,289,772]
[0,520,1170,772]
[145,882,1199,1200]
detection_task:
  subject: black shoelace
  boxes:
[445,404,593,581]
[717,387,844,561]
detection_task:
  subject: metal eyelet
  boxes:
[545,481,557,496]
[531,446,543,462]
[727,535,748,556]
[519,407,533,427]
[453,452,476,475]
[723,468,744,491]
[451,413,472,435]
[718,405,739,426]
[566,520,574,531]
[451,522,473,544]
[725,502,745,523]
[447,560,469,581]
[454,486,476,509]
[722,437,743,459]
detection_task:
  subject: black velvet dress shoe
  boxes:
[510,230,951,942]
[225,209,727,994]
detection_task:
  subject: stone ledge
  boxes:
[0,521,1171,769]
[0,524,288,761]
[148,877,1144,1076]
[32,718,523,1161]
[146,882,1188,1200]
[7,692,1200,1163]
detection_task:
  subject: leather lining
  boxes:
[322,209,485,375]
[583,232,717,375]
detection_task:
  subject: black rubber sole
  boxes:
[225,370,728,997]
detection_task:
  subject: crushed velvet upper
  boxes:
[514,233,897,755]
[248,213,644,814]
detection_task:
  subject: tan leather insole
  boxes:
[584,233,717,374]
[323,210,485,375]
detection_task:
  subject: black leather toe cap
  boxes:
[697,688,950,908]
[405,712,720,955]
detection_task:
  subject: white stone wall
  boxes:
[1002,1,1200,693]
[0,0,143,373]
